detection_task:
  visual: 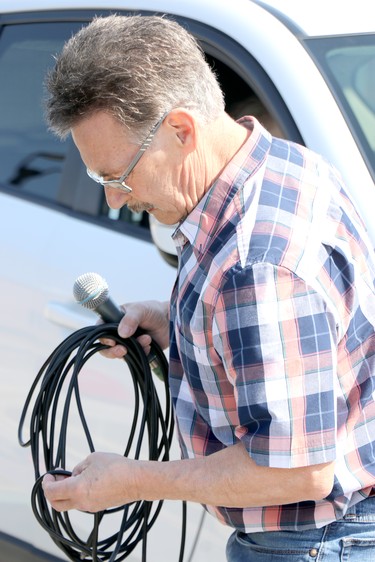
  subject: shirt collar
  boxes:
[173,116,272,256]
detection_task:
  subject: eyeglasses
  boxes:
[87,112,168,193]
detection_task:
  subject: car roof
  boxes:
[1,0,374,37]
[254,0,375,37]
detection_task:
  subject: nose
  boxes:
[104,185,130,210]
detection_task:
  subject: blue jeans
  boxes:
[226,496,375,561]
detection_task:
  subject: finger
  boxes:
[42,473,56,486]
[100,344,128,359]
[117,306,143,339]
[42,473,74,501]
[136,333,152,346]
[47,499,74,512]
[99,337,116,347]
[134,334,152,356]
[42,471,70,486]
[53,474,70,482]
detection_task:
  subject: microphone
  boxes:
[73,272,164,379]
[73,272,124,324]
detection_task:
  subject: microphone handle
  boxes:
[96,297,164,380]
[95,297,145,339]
[96,297,124,324]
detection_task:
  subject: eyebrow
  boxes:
[97,168,123,181]
[97,169,110,179]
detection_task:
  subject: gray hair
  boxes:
[45,14,225,140]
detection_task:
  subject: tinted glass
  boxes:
[0,22,82,200]
[0,20,153,235]
[307,34,375,181]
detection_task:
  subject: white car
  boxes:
[0,1,374,561]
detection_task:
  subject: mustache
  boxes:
[127,202,155,213]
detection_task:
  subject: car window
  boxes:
[306,34,375,181]
[0,20,152,238]
[0,22,82,199]
[326,42,375,161]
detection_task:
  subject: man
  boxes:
[42,14,375,561]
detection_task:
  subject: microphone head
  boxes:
[73,272,109,310]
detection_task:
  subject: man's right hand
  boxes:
[99,300,170,359]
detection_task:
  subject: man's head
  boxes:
[45,15,245,225]
[46,15,224,140]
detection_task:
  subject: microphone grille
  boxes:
[73,272,109,310]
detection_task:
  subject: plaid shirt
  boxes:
[169,117,375,532]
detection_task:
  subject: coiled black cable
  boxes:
[18,322,186,562]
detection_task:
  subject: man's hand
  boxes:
[99,300,170,359]
[42,452,141,513]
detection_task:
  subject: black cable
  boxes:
[18,323,186,562]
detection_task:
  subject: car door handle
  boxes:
[44,301,95,331]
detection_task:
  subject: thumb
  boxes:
[42,471,70,491]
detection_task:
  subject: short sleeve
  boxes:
[213,262,338,468]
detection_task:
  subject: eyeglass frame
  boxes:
[86,111,169,193]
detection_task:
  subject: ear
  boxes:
[164,109,197,150]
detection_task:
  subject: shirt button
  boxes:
[309,548,319,557]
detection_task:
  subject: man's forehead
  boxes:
[72,111,129,143]
[72,112,131,174]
